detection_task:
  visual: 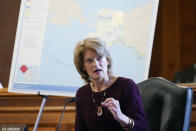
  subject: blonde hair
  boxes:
[74,37,112,83]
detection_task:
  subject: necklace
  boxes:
[92,91,106,116]
[91,79,110,116]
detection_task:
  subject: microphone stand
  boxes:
[56,97,76,131]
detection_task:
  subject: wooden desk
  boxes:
[0,88,75,131]
[1,83,196,131]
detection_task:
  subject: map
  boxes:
[8,0,159,96]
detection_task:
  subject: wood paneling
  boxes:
[0,0,20,87]
[149,0,196,81]
[180,0,196,69]
[191,106,196,131]
[149,0,181,80]
[0,88,75,131]
[1,84,196,131]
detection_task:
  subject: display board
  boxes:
[8,0,159,96]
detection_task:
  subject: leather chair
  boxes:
[137,77,193,131]
[173,64,196,83]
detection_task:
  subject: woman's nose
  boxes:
[92,59,99,66]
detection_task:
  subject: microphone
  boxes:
[56,97,76,131]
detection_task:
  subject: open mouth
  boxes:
[94,69,102,73]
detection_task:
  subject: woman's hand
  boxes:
[101,98,123,120]
[101,98,130,128]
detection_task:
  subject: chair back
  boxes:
[137,77,193,131]
[173,63,196,83]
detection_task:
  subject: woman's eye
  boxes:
[86,59,92,63]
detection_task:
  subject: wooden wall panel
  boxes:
[149,0,196,81]
[0,0,20,87]
[148,2,162,77]
[180,0,196,69]
[149,0,181,80]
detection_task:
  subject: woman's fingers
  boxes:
[101,98,123,120]
[101,98,115,107]
[102,98,114,104]
[102,98,119,109]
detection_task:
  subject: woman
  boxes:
[74,37,149,131]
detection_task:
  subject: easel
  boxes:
[33,93,48,131]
